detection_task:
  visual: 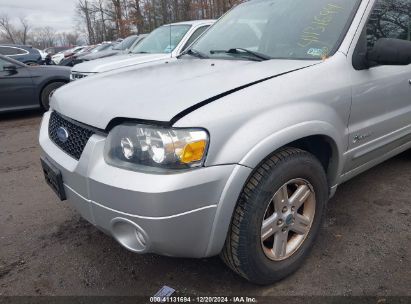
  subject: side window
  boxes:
[0,58,9,70]
[182,26,210,51]
[366,0,411,50]
[0,47,16,55]
[14,48,28,55]
[0,47,27,56]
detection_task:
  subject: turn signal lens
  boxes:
[180,140,207,164]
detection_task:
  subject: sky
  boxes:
[0,0,77,32]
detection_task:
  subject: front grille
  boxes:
[48,112,95,160]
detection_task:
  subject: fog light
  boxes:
[111,218,150,253]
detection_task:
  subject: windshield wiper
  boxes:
[210,48,271,61]
[178,48,209,59]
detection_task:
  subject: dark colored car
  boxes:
[74,35,145,64]
[58,45,97,67]
[44,46,73,65]
[44,46,72,57]
[60,44,113,67]
[0,44,42,65]
[63,46,87,59]
[0,55,70,113]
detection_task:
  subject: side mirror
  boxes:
[3,63,18,72]
[367,38,411,66]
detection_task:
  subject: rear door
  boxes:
[0,58,35,111]
[345,0,411,173]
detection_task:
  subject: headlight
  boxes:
[104,124,209,172]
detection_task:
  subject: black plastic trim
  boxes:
[56,111,107,136]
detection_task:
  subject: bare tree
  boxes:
[77,0,96,44]
[31,26,57,49]
[0,14,16,44]
[112,0,127,37]
[129,0,145,33]
[74,0,244,43]
[57,32,80,46]
[94,0,108,40]
[15,17,30,45]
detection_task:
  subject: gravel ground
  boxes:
[0,111,410,297]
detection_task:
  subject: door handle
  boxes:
[409,79,411,85]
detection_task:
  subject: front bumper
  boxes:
[39,112,252,258]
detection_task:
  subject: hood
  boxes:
[53,58,320,130]
[72,53,172,73]
[79,50,121,61]
[29,65,71,76]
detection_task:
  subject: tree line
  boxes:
[0,15,80,49]
[77,0,244,44]
[0,0,243,48]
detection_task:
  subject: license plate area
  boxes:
[41,157,67,201]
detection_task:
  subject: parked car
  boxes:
[0,54,70,112]
[62,43,117,67]
[43,46,73,65]
[39,0,411,285]
[44,46,72,57]
[58,45,97,67]
[0,44,42,65]
[70,20,214,80]
[52,46,86,65]
[74,35,146,65]
[36,48,48,63]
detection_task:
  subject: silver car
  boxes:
[39,0,411,285]
[70,20,215,80]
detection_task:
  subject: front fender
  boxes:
[204,120,344,257]
[239,120,344,185]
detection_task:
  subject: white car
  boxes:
[70,20,215,80]
[52,46,85,65]
[36,48,48,62]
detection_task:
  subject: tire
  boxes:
[40,82,66,110]
[25,61,39,66]
[221,147,328,285]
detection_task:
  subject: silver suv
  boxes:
[39,0,411,285]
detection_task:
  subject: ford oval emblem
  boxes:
[57,127,69,143]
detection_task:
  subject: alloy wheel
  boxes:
[261,178,316,261]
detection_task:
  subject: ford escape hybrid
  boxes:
[39,0,411,284]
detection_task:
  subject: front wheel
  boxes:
[221,148,328,285]
[40,82,66,110]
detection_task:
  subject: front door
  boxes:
[345,0,411,173]
[0,58,35,111]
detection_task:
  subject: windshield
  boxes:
[73,48,82,54]
[92,44,112,53]
[192,0,360,60]
[113,36,137,50]
[131,25,191,54]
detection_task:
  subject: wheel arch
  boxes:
[239,121,344,188]
[205,124,344,257]
[287,135,339,187]
[38,78,69,107]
